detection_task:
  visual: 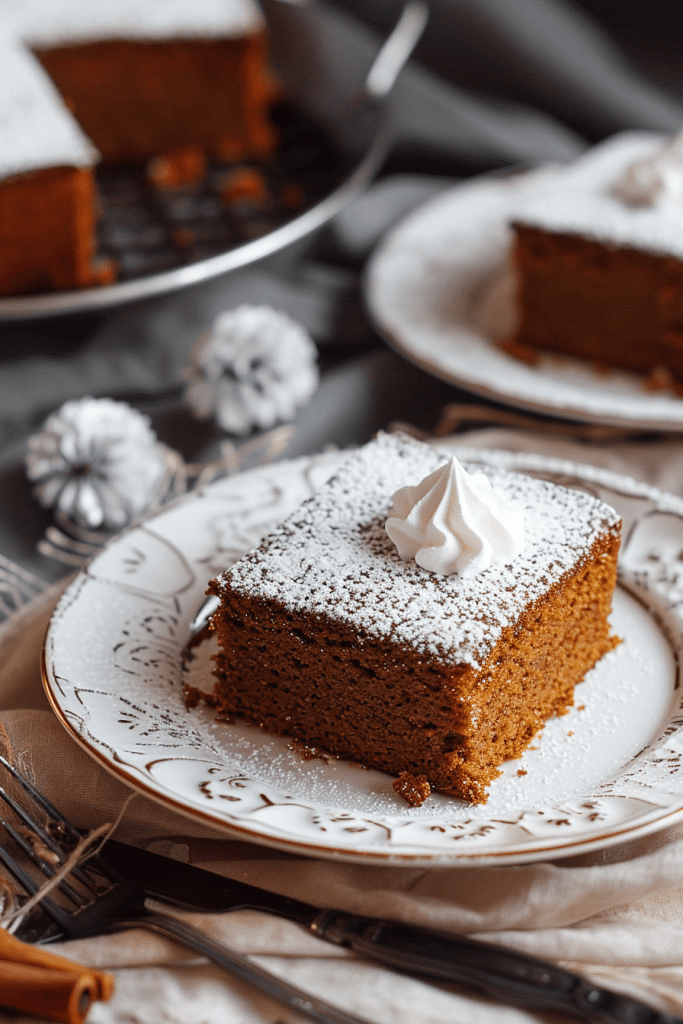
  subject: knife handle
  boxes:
[312,912,682,1024]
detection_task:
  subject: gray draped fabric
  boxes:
[1,0,682,580]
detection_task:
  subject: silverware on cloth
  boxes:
[0,755,373,1024]
[99,840,683,1024]
[0,753,681,1024]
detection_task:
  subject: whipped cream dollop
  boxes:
[385,456,525,577]
[612,130,683,208]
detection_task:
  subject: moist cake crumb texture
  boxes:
[393,772,431,808]
[208,432,622,805]
[509,131,683,382]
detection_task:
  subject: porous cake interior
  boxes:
[210,529,619,805]
[0,166,110,294]
[506,131,683,384]
[35,36,275,163]
[511,224,683,382]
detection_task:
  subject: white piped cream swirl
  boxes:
[385,456,525,577]
[612,129,683,208]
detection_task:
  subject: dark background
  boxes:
[334,0,683,138]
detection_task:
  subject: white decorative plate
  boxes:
[365,170,683,431]
[43,448,683,865]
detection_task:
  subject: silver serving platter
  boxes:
[0,0,427,321]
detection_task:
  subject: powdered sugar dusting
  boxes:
[366,166,683,429]
[217,433,621,668]
[6,0,262,46]
[514,131,683,259]
[0,0,263,182]
[0,40,97,179]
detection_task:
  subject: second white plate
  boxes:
[366,170,683,431]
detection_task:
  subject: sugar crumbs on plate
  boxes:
[289,739,330,763]
[182,684,220,713]
[393,772,431,807]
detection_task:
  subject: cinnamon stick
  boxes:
[0,928,113,1023]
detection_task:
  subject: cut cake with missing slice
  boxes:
[207,433,621,805]
[0,0,274,296]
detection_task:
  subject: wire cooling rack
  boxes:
[95,103,348,282]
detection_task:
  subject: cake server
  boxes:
[100,840,682,1024]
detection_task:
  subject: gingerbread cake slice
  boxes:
[509,130,683,383]
[27,0,276,165]
[207,433,621,805]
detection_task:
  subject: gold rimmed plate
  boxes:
[42,447,683,866]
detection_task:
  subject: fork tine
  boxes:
[0,756,121,888]
[0,754,113,933]
[0,785,64,856]
[0,758,108,899]
[0,816,93,908]
[0,839,73,934]
[0,756,81,842]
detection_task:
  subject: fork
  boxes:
[0,555,47,624]
[0,754,373,1024]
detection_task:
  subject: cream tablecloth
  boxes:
[2,428,683,1024]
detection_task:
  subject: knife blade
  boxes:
[101,840,683,1024]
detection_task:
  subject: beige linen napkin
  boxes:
[4,430,683,1024]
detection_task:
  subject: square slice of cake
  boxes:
[509,131,683,382]
[208,433,621,805]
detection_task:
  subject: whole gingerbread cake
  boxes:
[0,0,275,295]
[207,433,622,805]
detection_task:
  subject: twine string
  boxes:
[0,719,139,934]
[0,823,113,933]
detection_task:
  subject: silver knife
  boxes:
[102,839,683,1024]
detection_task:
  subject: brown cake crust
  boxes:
[35,35,276,164]
[510,224,683,382]
[209,530,619,805]
[206,434,622,805]
[0,166,112,295]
